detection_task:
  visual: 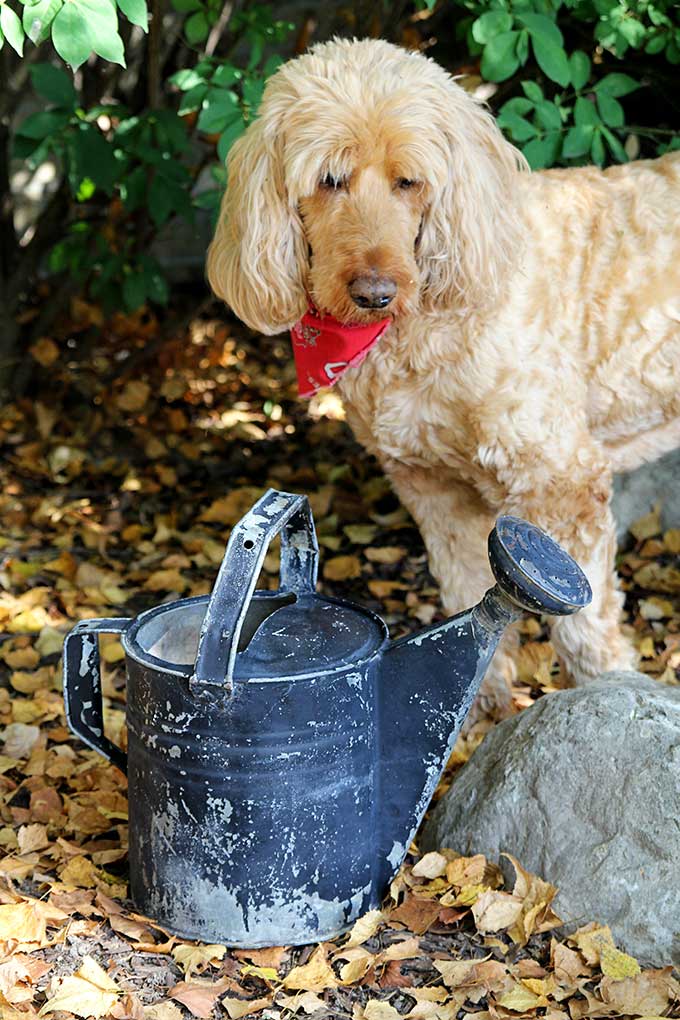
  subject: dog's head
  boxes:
[207,38,527,334]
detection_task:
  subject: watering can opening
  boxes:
[126,591,300,671]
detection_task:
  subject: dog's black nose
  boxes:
[348,274,397,309]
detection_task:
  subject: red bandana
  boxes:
[291,306,391,398]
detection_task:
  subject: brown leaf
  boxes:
[599,967,680,1016]
[117,381,151,413]
[169,979,232,1018]
[364,547,407,564]
[387,894,441,935]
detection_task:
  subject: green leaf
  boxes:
[211,63,241,87]
[154,109,190,152]
[596,92,624,127]
[531,34,570,86]
[0,5,24,55]
[516,11,563,47]
[178,82,208,114]
[16,108,71,139]
[574,95,601,128]
[120,165,147,210]
[69,123,119,193]
[197,87,239,133]
[117,0,147,30]
[30,63,77,108]
[591,129,605,166]
[500,97,534,116]
[472,10,513,45]
[171,0,202,11]
[23,0,62,44]
[242,75,264,114]
[497,110,537,142]
[51,3,92,70]
[522,132,561,169]
[516,28,529,64]
[534,99,562,131]
[140,257,169,304]
[618,17,645,47]
[481,31,521,82]
[185,9,208,43]
[521,80,543,103]
[645,32,667,55]
[217,114,245,162]
[122,270,147,311]
[170,68,206,90]
[562,124,594,158]
[594,72,640,97]
[601,125,627,162]
[569,50,591,90]
[74,0,125,65]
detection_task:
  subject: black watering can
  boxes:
[63,489,591,947]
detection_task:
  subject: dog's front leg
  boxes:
[485,440,637,686]
[386,464,519,717]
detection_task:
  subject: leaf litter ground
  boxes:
[1,303,679,1020]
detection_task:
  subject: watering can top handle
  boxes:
[191,488,319,691]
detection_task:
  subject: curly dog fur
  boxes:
[207,37,680,711]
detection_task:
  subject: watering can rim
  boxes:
[121,590,390,684]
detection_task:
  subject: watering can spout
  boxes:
[374,516,592,890]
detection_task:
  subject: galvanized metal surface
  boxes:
[63,489,591,947]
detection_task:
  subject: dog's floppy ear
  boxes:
[207,110,308,334]
[418,84,527,315]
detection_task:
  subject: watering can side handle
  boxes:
[191,489,319,693]
[63,618,130,773]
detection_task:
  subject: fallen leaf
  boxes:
[387,894,441,935]
[599,968,680,1015]
[364,546,407,564]
[343,908,384,948]
[171,943,226,977]
[222,995,273,1019]
[361,1001,401,1019]
[572,924,640,978]
[143,1004,184,1020]
[412,852,448,879]
[39,956,120,1018]
[472,890,523,933]
[323,555,361,580]
[283,946,338,992]
[117,380,151,413]
[3,723,41,759]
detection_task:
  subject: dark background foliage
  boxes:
[2,0,679,395]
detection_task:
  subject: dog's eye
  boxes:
[396,177,417,190]
[320,173,346,191]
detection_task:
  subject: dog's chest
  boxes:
[340,332,479,472]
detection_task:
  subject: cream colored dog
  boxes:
[207,37,680,710]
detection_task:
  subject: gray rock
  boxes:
[613,448,680,542]
[422,673,680,966]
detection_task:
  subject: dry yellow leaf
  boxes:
[412,852,448,880]
[200,487,265,525]
[323,555,361,581]
[60,855,99,888]
[39,956,120,1018]
[144,568,189,593]
[239,964,279,985]
[472,890,523,933]
[339,952,373,984]
[171,943,226,977]
[283,946,338,992]
[629,507,661,541]
[143,1002,184,1020]
[117,380,151,413]
[599,968,680,1016]
[364,547,407,564]
[17,823,49,855]
[664,528,680,553]
[497,981,545,1012]
[343,908,384,948]
[0,901,46,944]
[30,337,60,367]
[361,1001,401,1019]
[222,994,273,1019]
[381,937,420,961]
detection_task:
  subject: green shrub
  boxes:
[1,0,678,393]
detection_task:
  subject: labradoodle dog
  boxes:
[207,37,680,712]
